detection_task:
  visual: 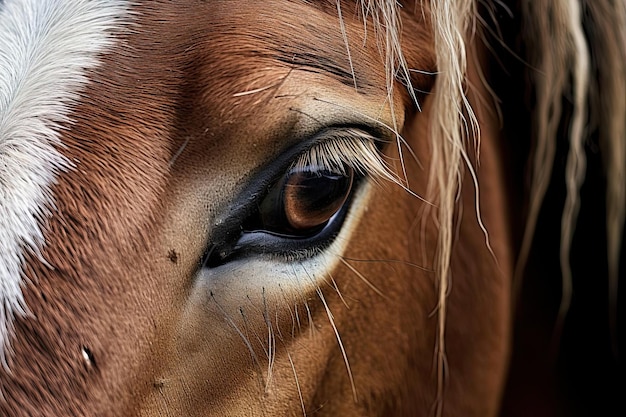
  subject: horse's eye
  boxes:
[204,133,381,267]
[245,164,354,237]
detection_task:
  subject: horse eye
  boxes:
[244,164,354,237]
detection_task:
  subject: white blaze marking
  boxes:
[0,0,129,363]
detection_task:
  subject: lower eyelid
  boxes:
[235,205,351,259]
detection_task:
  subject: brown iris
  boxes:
[248,164,354,237]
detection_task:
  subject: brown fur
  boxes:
[1,1,508,415]
[3,0,622,416]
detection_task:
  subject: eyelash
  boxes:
[292,128,393,182]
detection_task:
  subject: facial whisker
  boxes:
[287,351,308,417]
[316,288,357,402]
[339,257,387,299]
[263,289,277,391]
[327,273,350,310]
[339,255,432,273]
[209,292,265,387]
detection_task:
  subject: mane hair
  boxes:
[583,1,626,341]
[516,0,626,339]
[361,1,479,415]
[363,0,626,413]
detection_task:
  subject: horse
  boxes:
[0,0,624,416]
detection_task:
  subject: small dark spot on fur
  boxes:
[167,249,178,264]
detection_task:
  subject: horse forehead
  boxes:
[0,0,362,344]
[0,0,130,358]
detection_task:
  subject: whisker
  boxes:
[289,264,320,336]
[277,284,297,339]
[245,295,271,359]
[316,288,357,402]
[209,292,265,387]
[288,107,325,126]
[262,288,276,391]
[288,352,308,417]
[339,258,387,299]
[234,66,296,102]
[327,273,350,309]
[274,310,285,341]
[294,303,302,333]
[338,255,432,273]
[304,301,315,339]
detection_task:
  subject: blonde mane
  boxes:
[365,0,626,413]
[362,1,478,414]
[517,0,626,343]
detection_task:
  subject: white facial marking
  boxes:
[0,0,129,364]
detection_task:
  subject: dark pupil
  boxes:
[251,165,354,237]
